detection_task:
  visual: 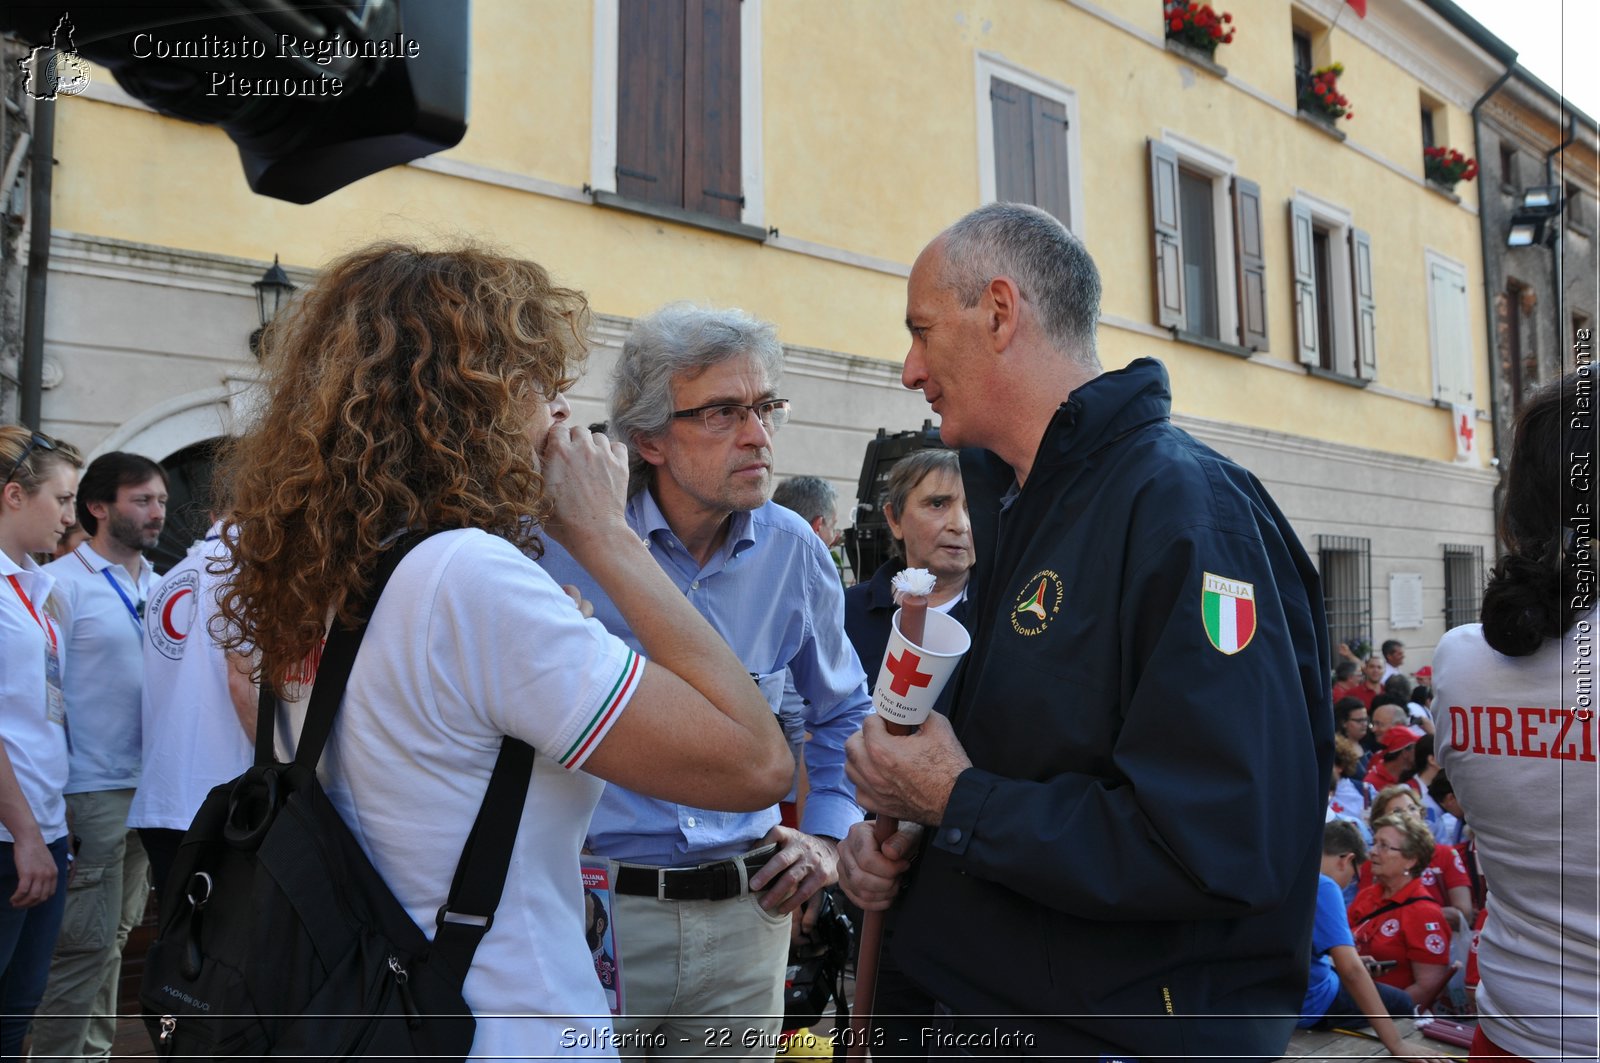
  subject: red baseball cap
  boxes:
[1380,725,1424,753]
[1414,666,1433,680]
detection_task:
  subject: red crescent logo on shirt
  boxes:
[1380,918,1400,937]
[161,587,194,641]
[147,568,200,661]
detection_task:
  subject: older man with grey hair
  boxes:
[539,303,870,1058]
[772,476,840,548]
[839,203,1332,1057]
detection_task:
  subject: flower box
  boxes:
[1423,146,1478,192]
[1164,1,1234,56]
[1165,37,1228,77]
[1299,63,1353,124]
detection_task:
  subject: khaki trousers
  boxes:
[609,885,790,1061]
[29,790,148,1063]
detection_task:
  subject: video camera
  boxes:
[842,421,947,582]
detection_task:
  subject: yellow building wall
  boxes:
[50,0,1492,461]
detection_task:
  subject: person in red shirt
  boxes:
[1344,655,1386,709]
[1349,814,1453,1008]
[1358,786,1475,935]
[1364,724,1422,792]
[1331,660,1360,701]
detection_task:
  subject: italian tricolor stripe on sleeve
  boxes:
[1201,572,1257,655]
[559,649,643,769]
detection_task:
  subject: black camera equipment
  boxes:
[781,887,855,1043]
[3,1,467,204]
[841,421,946,582]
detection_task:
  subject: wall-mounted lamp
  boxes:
[248,254,296,356]
[1507,185,1564,248]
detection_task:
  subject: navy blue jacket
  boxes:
[892,359,1334,1058]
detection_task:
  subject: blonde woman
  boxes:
[0,426,83,1055]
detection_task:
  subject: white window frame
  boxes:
[974,52,1084,238]
[1162,132,1238,345]
[590,0,766,229]
[1425,249,1474,405]
[1294,190,1356,376]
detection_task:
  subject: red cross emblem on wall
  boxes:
[885,649,933,698]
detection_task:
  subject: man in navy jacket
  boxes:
[840,203,1333,1059]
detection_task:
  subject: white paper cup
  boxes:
[872,607,972,727]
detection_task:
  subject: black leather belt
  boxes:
[613,844,779,902]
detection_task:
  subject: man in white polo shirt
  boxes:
[32,452,166,1063]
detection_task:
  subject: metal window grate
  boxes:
[1443,544,1485,630]
[1318,534,1372,664]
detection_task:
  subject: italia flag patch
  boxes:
[1201,572,1256,655]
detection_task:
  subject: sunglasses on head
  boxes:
[3,432,58,486]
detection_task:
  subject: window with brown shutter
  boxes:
[1146,138,1267,353]
[1232,178,1269,351]
[991,76,1072,228]
[1288,195,1375,382]
[616,0,742,222]
[1350,227,1377,379]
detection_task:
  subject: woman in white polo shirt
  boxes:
[0,425,83,1056]
[214,244,791,1060]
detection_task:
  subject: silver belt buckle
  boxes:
[657,868,671,901]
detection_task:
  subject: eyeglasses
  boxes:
[1349,715,1370,726]
[3,432,57,485]
[670,399,790,434]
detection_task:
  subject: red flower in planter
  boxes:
[1301,63,1352,122]
[1165,0,1236,55]
[1424,145,1478,187]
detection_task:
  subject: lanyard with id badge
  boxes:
[7,574,71,751]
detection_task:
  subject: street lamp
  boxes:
[1507,185,1563,248]
[249,254,296,356]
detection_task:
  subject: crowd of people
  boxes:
[0,203,1592,1063]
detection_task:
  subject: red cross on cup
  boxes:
[884,649,933,698]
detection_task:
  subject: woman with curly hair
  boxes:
[1433,373,1598,1061]
[216,244,790,1058]
[0,426,83,1055]
[1348,813,1452,1009]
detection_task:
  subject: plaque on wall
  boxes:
[1389,572,1424,630]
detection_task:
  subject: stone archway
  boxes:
[92,376,262,571]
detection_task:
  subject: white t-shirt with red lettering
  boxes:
[1434,611,1598,1061]
[274,530,643,1060]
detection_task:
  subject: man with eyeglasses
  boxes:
[538,303,871,1057]
[32,451,166,1063]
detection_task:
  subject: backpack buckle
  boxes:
[436,905,493,935]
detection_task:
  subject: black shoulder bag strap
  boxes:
[254,530,535,984]
[1352,893,1427,937]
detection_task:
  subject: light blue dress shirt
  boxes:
[537,490,870,866]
